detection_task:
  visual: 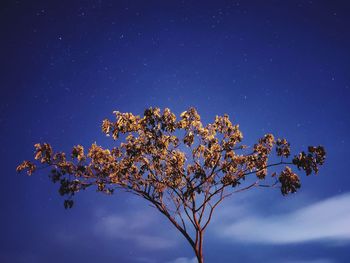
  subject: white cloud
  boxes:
[167,257,197,263]
[218,193,350,244]
[135,234,175,249]
[281,259,334,263]
[94,212,176,249]
[135,257,157,263]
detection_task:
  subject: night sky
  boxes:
[1,1,350,263]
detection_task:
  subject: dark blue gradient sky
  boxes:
[1,1,350,263]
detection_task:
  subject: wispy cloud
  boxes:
[280,259,335,263]
[218,193,350,244]
[135,256,158,263]
[94,211,177,249]
[167,257,197,263]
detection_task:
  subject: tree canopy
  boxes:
[17,107,326,263]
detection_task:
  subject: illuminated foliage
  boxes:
[17,107,326,263]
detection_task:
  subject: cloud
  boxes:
[281,259,334,263]
[135,257,157,263]
[167,257,197,263]
[218,193,350,244]
[94,212,176,249]
[134,234,176,249]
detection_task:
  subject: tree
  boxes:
[17,107,326,263]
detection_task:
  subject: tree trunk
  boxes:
[195,247,204,263]
[194,230,204,263]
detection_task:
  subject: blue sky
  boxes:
[1,1,350,262]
